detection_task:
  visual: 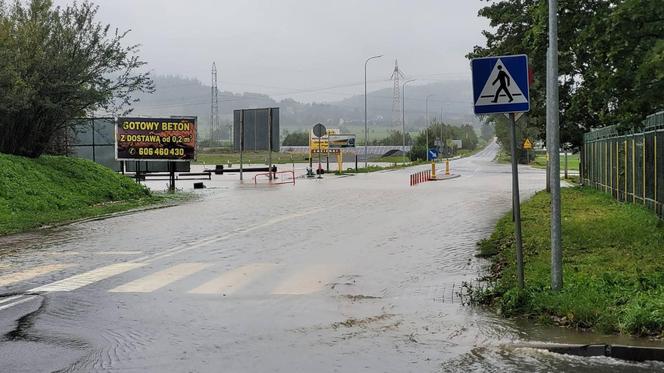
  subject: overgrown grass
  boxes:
[474,187,664,337]
[0,153,165,235]
[337,160,427,174]
[531,153,580,171]
[195,151,309,165]
[496,150,580,172]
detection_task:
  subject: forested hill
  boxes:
[129,75,477,136]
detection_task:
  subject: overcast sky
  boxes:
[55,0,490,103]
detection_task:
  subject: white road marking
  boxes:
[271,265,336,295]
[0,264,72,287]
[189,263,276,295]
[97,251,143,255]
[139,208,325,264]
[109,263,210,293]
[30,263,146,292]
[0,295,24,305]
[1,209,322,311]
[0,296,38,311]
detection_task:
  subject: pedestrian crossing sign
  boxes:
[471,54,530,114]
[523,138,533,150]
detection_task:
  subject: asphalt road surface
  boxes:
[1,142,661,372]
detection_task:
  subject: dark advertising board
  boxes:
[233,108,279,152]
[116,117,197,161]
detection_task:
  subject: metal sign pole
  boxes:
[240,110,244,181]
[268,108,273,181]
[510,113,525,289]
[168,161,175,193]
[317,136,322,179]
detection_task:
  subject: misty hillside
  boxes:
[129,75,477,138]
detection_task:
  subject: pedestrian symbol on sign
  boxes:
[492,66,512,103]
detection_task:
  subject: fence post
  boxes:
[641,132,646,205]
[633,137,636,203]
[617,140,620,199]
[624,139,628,202]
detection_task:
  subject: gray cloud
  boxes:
[55,0,489,102]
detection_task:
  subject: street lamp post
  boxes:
[425,94,436,161]
[364,54,383,169]
[402,79,416,164]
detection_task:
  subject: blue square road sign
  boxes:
[471,55,530,115]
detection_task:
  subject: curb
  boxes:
[515,343,664,363]
[430,174,461,181]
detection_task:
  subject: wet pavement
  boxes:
[1,141,662,372]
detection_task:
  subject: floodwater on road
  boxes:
[0,141,661,372]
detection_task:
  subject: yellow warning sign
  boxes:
[523,138,533,150]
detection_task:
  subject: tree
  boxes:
[480,122,495,142]
[409,122,479,160]
[0,0,153,157]
[469,0,664,147]
[371,130,410,146]
[282,131,309,146]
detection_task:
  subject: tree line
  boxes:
[469,0,663,148]
[0,0,152,157]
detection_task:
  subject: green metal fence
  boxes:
[582,111,664,218]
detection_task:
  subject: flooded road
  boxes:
[1,142,661,372]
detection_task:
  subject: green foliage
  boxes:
[480,122,495,142]
[409,122,478,161]
[0,153,154,235]
[282,131,309,146]
[470,0,664,146]
[195,151,309,165]
[370,130,411,146]
[476,187,664,337]
[0,0,153,157]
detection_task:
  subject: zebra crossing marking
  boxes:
[0,264,72,287]
[109,263,210,293]
[271,265,335,295]
[30,262,146,292]
[189,263,276,295]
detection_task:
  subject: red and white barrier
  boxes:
[409,170,432,186]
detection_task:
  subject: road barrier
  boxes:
[582,111,664,218]
[410,170,432,186]
[254,170,295,185]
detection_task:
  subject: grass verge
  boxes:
[195,150,309,165]
[496,150,579,172]
[472,187,664,337]
[336,160,428,174]
[530,153,580,171]
[0,153,174,236]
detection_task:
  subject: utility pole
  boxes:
[402,79,416,164]
[426,95,436,161]
[210,62,219,147]
[548,0,563,290]
[364,54,383,169]
[440,105,444,157]
[391,60,405,131]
